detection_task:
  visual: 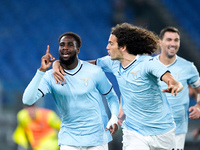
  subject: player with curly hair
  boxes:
[53,23,183,150]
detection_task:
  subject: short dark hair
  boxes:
[159,26,180,40]
[58,32,82,48]
[111,22,159,55]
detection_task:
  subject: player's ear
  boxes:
[120,45,127,52]
[77,48,80,54]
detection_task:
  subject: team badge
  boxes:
[130,70,139,75]
[80,78,91,86]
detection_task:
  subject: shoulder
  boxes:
[97,55,111,61]
[82,61,104,72]
[42,69,54,80]
[139,55,157,63]
[177,56,193,64]
[81,61,107,79]
[97,56,119,65]
[176,56,196,68]
[45,69,53,75]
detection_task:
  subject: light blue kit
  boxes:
[158,55,200,134]
[23,60,119,146]
[97,55,175,136]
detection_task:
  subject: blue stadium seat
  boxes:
[160,0,200,48]
[0,0,113,93]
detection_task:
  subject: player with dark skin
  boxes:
[40,36,118,135]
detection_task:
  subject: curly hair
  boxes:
[111,23,159,55]
[58,32,82,49]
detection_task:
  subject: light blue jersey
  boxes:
[157,55,200,134]
[23,60,119,146]
[97,55,175,136]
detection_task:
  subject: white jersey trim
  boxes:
[190,77,200,88]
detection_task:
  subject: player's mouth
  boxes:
[107,51,111,56]
[169,47,176,52]
[61,52,70,58]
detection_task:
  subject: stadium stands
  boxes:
[160,0,200,48]
[0,0,113,92]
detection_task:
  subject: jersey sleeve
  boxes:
[188,63,200,88]
[96,56,113,73]
[146,57,170,81]
[96,68,119,117]
[22,70,51,105]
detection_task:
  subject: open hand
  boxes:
[162,80,183,96]
[189,105,200,119]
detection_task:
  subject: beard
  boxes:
[166,52,176,59]
[59,53,77,66]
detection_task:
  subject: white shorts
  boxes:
[174,134,186,150]
[60,144,108,150]
[122,128,176,150]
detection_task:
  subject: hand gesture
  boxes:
[39,45,55,72]
[189,105,200,119]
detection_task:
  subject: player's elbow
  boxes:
[22,94,34,105]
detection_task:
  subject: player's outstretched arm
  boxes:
[161,72,183,96]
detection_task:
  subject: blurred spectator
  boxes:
[12,104,61,150]
[193,128,200,140]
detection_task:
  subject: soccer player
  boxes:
[158,26,200,150]
[12,104,61,150]
[22,32,119,150]
[52,23,183,150]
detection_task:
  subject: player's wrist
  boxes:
[39,67,46,72]
[106,115,118,129]
[111,115,118,125]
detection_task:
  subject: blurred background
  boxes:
[0,0,200,149]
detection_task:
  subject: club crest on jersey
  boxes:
[130,70,139,75]
[80,77,91,86]
[130,70,139,80]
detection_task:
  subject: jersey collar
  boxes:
[157,54,177,67]
[121,55,139,70]
[63,60,83,76]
